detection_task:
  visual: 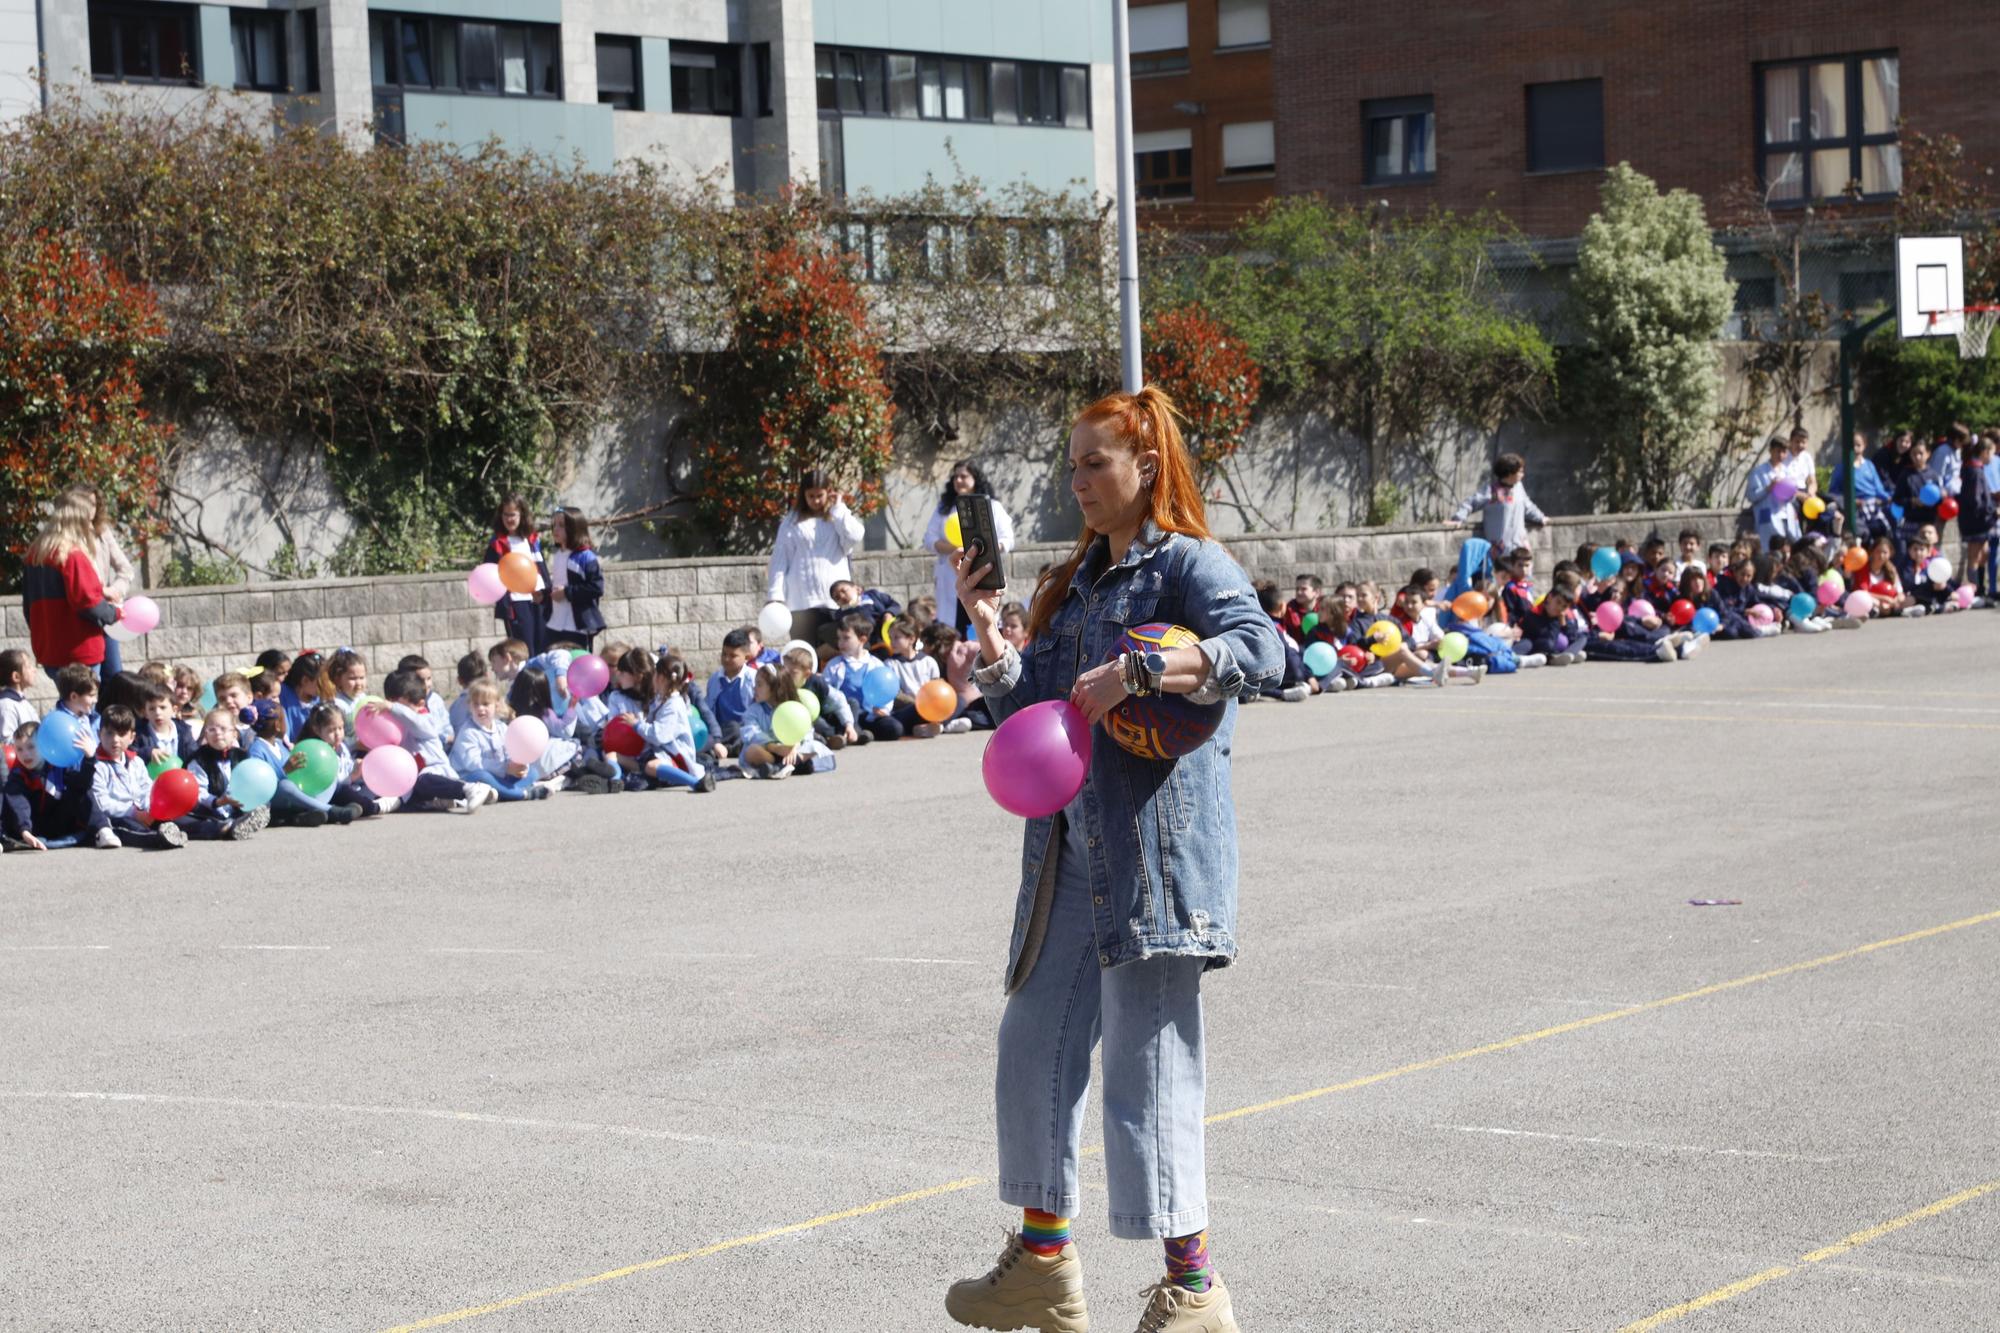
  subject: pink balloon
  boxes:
[1747,603,1775,626]
[566,653,610,700]
[360,745,417,800]
[1815,579,1841,606]
[354,709,403,751]
[505,715,550,767]
[120,594,160,636]
[1843,590,1874,620]
[1593,601,1624,633]
[1954,583,1977,610]
[982,700,1092,820]
[1627,599,1656,622]
[466,563,506,606]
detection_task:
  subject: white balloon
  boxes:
[757,601,793,640]
[104,620,139,643]
[1927,556,1953,586]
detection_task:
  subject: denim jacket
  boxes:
[975,523,1281,992]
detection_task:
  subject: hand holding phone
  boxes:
[954,494,1007,592]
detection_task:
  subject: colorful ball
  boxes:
[1366,621,1404,658]
[1627,598,1657,623]
[861,662,900,712]
[1104,623,1224,761]
[1337,645,1370,674]
[1771,478,1798,505]
[120,594,160,635]
[1690,607,1721,636]
[1841,545,1870,574]
[1918,482,1942,507]
[504,716,550,766]
[1802,495,1826,520]
[354,708,403,752]
[1747,603,1776,626]
[1668,599,1695,627]
[566,653,610,700]
[1593,601,1625,633]
[771,700,813,747]
[797,688,822,722]
[291,738,339,797]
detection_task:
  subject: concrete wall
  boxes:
[5,509,1745,705]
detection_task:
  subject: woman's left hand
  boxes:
[1068,660,1128,726]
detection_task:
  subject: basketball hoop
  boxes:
[1932,305,2000,359]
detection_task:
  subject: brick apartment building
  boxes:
[1269,0,2000,239]
[1128,0,1275,222]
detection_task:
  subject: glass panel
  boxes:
[918,57,942,118]
[815,48,834,110]
[888,54,917,117]
[1764,151,1802,201]
[301,8,320,91]
[942,60,965,120]
[1062,67,1088,127]
[836,50,860,112]
[370,16,387,85]
[534,30,558,95]
[1762,66,1800,144]
[1808,61,1845,139]
[1862,143,1901,195]
[435,22,458,89]
[1217,0,1270,47]
[990,61,1016,123]
[156,15,189,79]
[1410,111,1434,173]
[598,40,635,95]
[89,12,114,76]
[1861,56,1898,134]
[232,22,252,83]
[1370,116,1404,179]
[1128,2,1187,53]
[965,61,988,119]
[399,19,430,87]
[461,23,496,92]
[1810,147,1851,198]
[256,21,280,85]
[862,53,885,114]
[501,28,528,94]
[119,19,153,79]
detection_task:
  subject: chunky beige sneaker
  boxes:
[945,1231,1090,1332]
[1132,1277,1238,1333]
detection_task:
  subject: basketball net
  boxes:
[1938,305,2000,360]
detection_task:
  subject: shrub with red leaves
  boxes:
[1143,303,1261,484]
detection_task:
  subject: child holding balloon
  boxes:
[297,705,392,817]
[449,681,551,802]
[87,706,194,848]
[375,672,497,814]
[883,618,945,737]
[484,496,550,654]
[4,720,110,851]
[826,616,905,742]
[614,655,715,791]
[738,664,824,779]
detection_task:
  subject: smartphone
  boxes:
[955,494,1008,592]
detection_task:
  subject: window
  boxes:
[298,8,319,93]
[1217,0,1270,48]
[1758,53,1899,203]
[230,9,286,90]
[369,13,558,98]
[1526,79,1603,173]
[1129,2,1188,75]
[753,43,772,116]
[1019,63,1060,125]
[814,46,1013,124]
[596,34,640,109]
[1134,128,1193,200]
[88,1,198,84]
[1221,120,1274,174]
[888,53,917,117]
[1364,95,1434,183]
[671,42,739,116]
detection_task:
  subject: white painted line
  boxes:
[424,948,545,955]
[1441,1124,1839,1163]
[650,951,759,960]
[1298,979,1421,992]
[0,945,113,951]
[218,944,332,951]
[863,956,982,967]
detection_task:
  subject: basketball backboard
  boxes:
[1897,235,1964,338]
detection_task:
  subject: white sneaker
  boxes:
[1790,617,1827,633]
[463,785,497,811]
[1517,652,1547,668]
[1680,632,1709,660]
[374,796,401,815]
[94,826,121,849]
[1357,673,1395,688]
[1655,637,1679,663]
[1322,676,1352,693]
[1901,605,1927,618]
[1755,621,1782,637]
[1451,664,1486,685]
[942,717,973,734]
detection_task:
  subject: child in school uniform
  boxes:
[373,670,496,813]
[135,680,195,766]
[321,650,370,747]
[184,707,273,835]
[1450,452,1545,550]
[883,617,944,737]
[244,698,341,827]
[1850,538,1908,615]
[448,679,551,802]
[1706,557,1784,638]
[3,721,111,851]
[0,649,39,744]
[738,664,827,780]
[293,704,391,817]
[278,652,323,741]
[396,655,451,745]
[704,630,758,754]
[608,654,715,792]
[1896,440,1939,553]
[504,665,611,794]
[825,615,903,742]
[545,507,606,651]
[484,495,550,654]
[784,645,860,748]
[87,706,196,849]
[1516,584,1588,665]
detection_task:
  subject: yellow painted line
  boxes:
[1425,706,2000,733]
[1209,907,2000,1125]
[379,1177,986,1331]
[383,908,2000,1331]
[1618,1178,2000,1331]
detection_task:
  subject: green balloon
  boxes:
[146,752,182,780]
[798,689,822,723]
[1300,612,1319,637]
[1438,631,1470,664]
[770,700,812,747]
[291,738,339,798]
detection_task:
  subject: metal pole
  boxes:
[1110,0,1142,392]
[1837,309,1893,537]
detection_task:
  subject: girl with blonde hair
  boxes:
[24,486,120,674]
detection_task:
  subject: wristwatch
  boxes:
[1140,651,1167,696]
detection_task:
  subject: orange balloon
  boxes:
[916,678,959,724]
[498,551,538,595]
[1451,590,1490,620]
[1840,544,1869,574]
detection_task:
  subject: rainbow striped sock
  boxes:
[1021,1209,1071,1255]
[1164,1230,1212,1292]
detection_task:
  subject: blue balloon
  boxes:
[1589,546,1622,581]
[1302,641,1339,678]
[1690,607,1721,636]
[228,757,279,809]
[1918,482,1942,507]
[1787,592,1816,622]
[861,661,900,712]
[1890,503,1905,522]
[36,709,84,769]
[691,711,710,752]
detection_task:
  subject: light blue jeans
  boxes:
[995,839,1209,1240]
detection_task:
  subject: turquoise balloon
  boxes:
[1302,641,1339,678]
[228,757,279,809]
[1590,547,1622,581]
[691,711,710,751]
[1787,592,1815,621]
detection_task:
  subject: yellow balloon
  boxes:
[1802,495,1825,520]
[943,512,963,548]
[798,688,822,722]
[1368,622,1404,658]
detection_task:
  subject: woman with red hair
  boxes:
[945,387,1279,1333]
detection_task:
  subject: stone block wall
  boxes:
[4,509,1742,705]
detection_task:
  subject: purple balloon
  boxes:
[982,700,1092,820]
[1771,478,1798,505]
[567,653,610,700]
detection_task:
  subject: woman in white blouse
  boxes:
[923,459,1014,633]
[92,492,135,676]
[765,468,865,645]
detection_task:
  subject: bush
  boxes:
[1859,334,2000,435]
[1143,304,1261,486]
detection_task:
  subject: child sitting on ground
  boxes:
[1898,532,1958,616]
[743,626,782,669]
[1851,537,1909,615]
[448,679,551,802]
[998,601,1031,652]
[396,655,450,740]
[1280,575,1322,640]
[136,679,194,765]
[3,721,110,851]
[1253,580,1314,701]
[738,663,826,779]
[610,653,716,793]
[212,672,256,730]
[448,653,488,740]
[251,650,289,704]
[488,639,530,687]
[504,665,609,794]
[925,623,992,728]
[322,650,369,745]
[371,670,495,813]
[1517,584,1588,665]
[883,617,944,737]
[170,664,203,723]
[785,645,859,748]
[184,707,273,835]
[89,705,203,849]
[825,615,904,742]
[828,580,903,645]
[279,652,323,741]
[296,704,390,817]
[48,665,101,758]
[0,650,39,744]
[705,629,757,755]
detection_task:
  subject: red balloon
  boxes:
[602,717,645,758]
[1939,496,1961,520]
[2,742,14,770]
[1337,645,1370,673]
[149,768,199,822]
[1668,598,1696,627]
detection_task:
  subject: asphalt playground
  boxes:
[4,615,1998,1331]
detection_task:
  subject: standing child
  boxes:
[1958,436,1996,597]
[484,495,550,654]
[280,652,323,741]
[0,650,39,744]
[545,506,606,651]
[373,670,496,813]
[1450,453,1546,551]
[705,630,758,755]
[1896,440,1939,553]
[738,664,825,779]
[448,680,552,802]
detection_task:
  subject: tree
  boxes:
[0,230,171,585]
[1192,197,1553,521]
[1568,163,1736,511]
[681,209,897,553]
[1142,304,1261,486]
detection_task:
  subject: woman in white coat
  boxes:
[922,460,1014,633]
[766,468,865,646]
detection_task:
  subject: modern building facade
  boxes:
[1125,0,1272,223]
[0,0,1116,200]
